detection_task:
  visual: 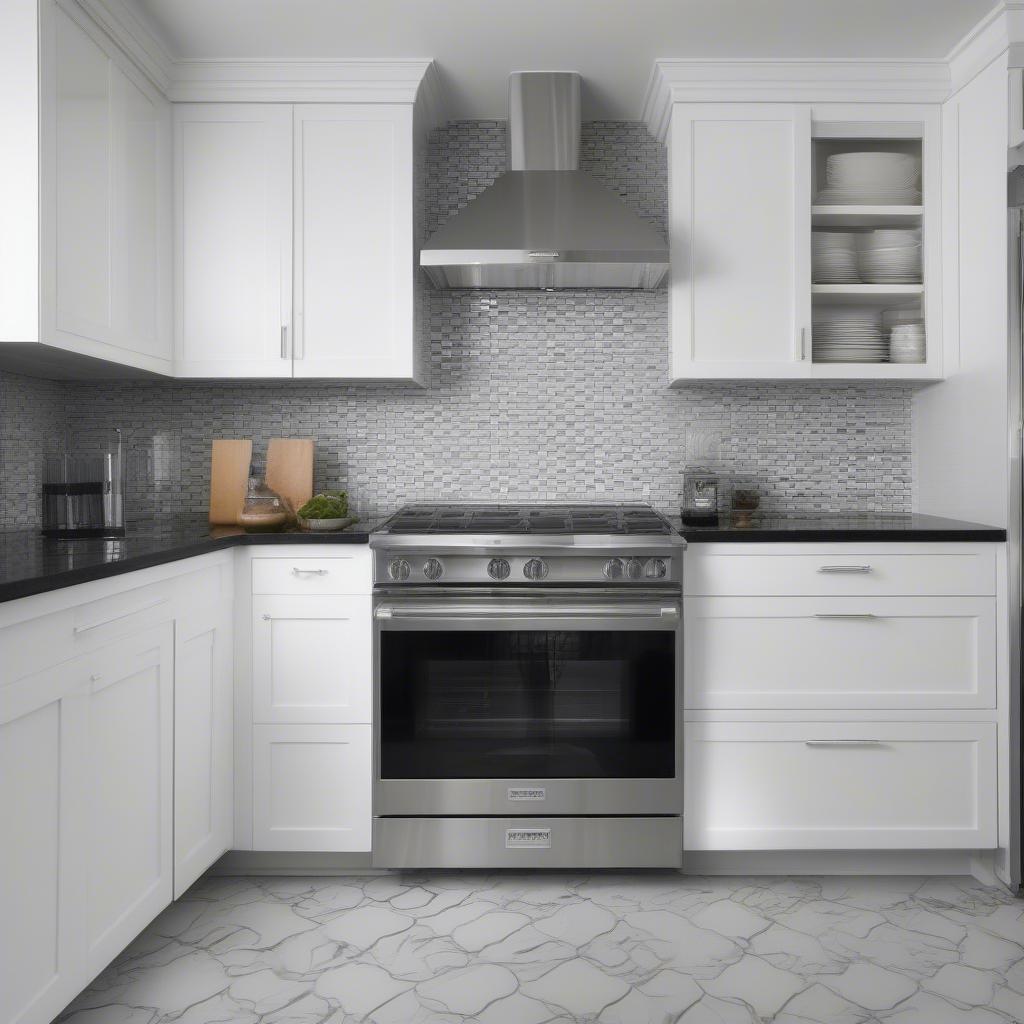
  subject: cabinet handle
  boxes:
[799,326,808,360]
[281,325,290,359]
[527,251,560,260]
[805,739,884,747]
[262,613,272,620]
[817,565,873,574]
[814,612,876,619]
[74,597,170,635]
[292,567,328,576]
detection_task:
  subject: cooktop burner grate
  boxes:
[378,504,673,536]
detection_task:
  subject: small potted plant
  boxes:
[296,491,358,532]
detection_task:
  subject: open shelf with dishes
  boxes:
[809,126,937,379]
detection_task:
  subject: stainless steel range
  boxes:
[369,503,685,868]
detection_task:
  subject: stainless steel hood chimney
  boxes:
[420,72,669,289]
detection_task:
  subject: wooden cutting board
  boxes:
[209,439,252,525]
[266,438,315,518]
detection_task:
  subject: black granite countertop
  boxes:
[0,516,372,604]
[674,512,1007,543]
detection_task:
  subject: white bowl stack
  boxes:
[818,151,921,205]
[812,232,859,283]
[888,320,926,363]
[857,229,922,283]
[812,310,887,363]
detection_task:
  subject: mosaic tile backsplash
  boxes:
[0,121,912,529]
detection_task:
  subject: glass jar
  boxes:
[237,461,288,532]
[681,468,720,526]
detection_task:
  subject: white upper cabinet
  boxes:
[174,105,293,378]
[293,105,416,379]
[174,102,422,382]
[670,104,812,380]
[666,100,942,383]
[0,0,172,378]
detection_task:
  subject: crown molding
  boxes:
[946,2,1015,92]
[166,57,440,106]
[74,0,174,93]
[642,59,952,140]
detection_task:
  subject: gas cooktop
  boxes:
[374,503,674,536]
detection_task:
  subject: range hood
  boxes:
[420,72,669,289]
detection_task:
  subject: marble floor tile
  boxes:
[57,873,1024,1024]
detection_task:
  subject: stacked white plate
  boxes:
[813,312,887,363]
[812,232,859,283]
[817,151,921,205]
[889,322,926,363]
[857,229,922,283]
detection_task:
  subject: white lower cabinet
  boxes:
[0,657,89,1024]
[83,625,174,974]
[684,595,996,709]
[684,721,997,851]
[252,724,371,851]
[252,594,371,723]
[173,565,234,897]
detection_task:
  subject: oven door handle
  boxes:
[375,602,680,622]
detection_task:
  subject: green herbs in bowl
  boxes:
[296,491,357,532]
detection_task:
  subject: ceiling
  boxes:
[132,0,1000,120]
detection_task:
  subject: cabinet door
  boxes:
[49,2,115,346]
[174,104,293,377]
[253,723,371,851]
[40,1,171,371]
[252,595,371,724]
[0,660,89,1024]
[684,721,996,850]
[670,104,812,380]
[174,566,233,898]
[292,104,415,379]
[83,624,173,975]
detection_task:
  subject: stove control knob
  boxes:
[422,557,444,581]
[388,558,411,582]
[645,557,668,580]
[523,557,550,581]
[487,557,511,581]
[624,557,645,580]
[603,558,625,580]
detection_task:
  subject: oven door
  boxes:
[374,588,682,816]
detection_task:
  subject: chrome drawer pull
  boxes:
[818,565,873,574]
[74,597,170,635]
[805,739,884,747]
[292,568,328,576]
[814,613,876,619]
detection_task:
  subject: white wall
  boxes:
[914,55,1010,527]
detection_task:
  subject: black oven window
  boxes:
[380,630,675,779]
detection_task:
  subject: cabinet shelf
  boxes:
[812,205,923,227]
[812,284,923,307]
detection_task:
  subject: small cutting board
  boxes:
[209,439,252,525]
[266,438,314,519]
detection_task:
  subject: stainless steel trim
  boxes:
[375,601,679,622]
[73,597,170,635]
[804,740,885,747]
[370,532,686,551]
[372,815,683,869]
[375,778,682,817]
[817,565,873,573]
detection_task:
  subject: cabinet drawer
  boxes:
[684,545,995,597]
[684,721,996,850]
[251,551,371,595]
[684,596,995,709]
[252,724,371,852]
[252,595,371,723]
